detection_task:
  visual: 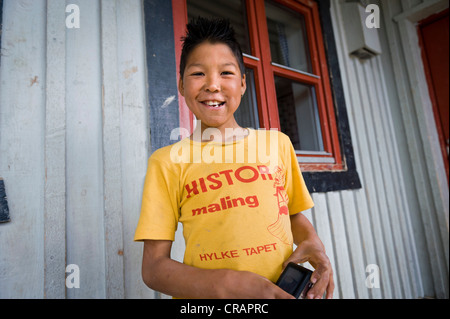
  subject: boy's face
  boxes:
[179,42,246,132]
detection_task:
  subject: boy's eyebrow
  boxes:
[186,62,238,69]
[221,62,238,67]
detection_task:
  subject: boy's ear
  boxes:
[178,78,185,96]
[240,74,247,97]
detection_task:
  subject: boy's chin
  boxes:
[195,120,238,132]
[197,119,231,129]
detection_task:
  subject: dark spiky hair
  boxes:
[179,17,245,79]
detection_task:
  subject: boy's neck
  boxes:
[190,121,249,143]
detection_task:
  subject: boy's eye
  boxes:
[221,71,234,76]
[190,72,204,76]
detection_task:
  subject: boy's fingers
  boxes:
[306,268,333,299]
[325,272,335,299]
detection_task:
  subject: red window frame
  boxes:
[172,0,344,172]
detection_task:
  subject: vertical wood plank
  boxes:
[339,191,370,299]
[65,0,106,298]
[100,0,125,299]
[311,193,340,299]
[44,0,67,299]
[0,0,46,298]
[325,192,355,298]
[116,0,154,298]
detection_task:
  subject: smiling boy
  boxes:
[134,17,334,299]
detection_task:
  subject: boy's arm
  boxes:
[142,239,295,299]
[285,212,335,299]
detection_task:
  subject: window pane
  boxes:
[265,0,312,73]
[235,68,260,129]
[274,76,323,152]
[186,0,252,55]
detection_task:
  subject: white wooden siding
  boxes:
[320,0,449,298]
[381,0,449,298]
[0,0,447,298]
[0,0,152,298]
[44,0,67,299]
[0,0,47,298]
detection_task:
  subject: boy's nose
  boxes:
[204,76,221,92]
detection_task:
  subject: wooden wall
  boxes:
[0,0,153,298]
[311,0,448,298]
[380,0,449,298]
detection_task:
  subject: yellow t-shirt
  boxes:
[134,128,314,282]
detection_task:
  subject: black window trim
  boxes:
[302,0,361,192]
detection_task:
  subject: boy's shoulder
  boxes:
[252,128,291,145]
[148,137,195,167]
[149,139,184,161]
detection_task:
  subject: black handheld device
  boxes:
[276,262,314,299]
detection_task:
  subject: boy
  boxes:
[134,17,334,299]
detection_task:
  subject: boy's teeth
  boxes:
[204,101,223,107]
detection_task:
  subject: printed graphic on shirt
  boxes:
[268,165,291,244]
[198,242,279,262]
[182,164,292,265]
[184,165,273,217]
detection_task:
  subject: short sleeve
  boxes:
[134,154,180,241]
[282,135,314,215]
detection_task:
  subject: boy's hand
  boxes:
[142,240,295,299]
[218,270,296,299]
[282,239,334,299]
[287,212,335,299]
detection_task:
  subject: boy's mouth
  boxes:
[201,100,225,108]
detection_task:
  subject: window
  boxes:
[166,0,361,191]
[173,0,342,171]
